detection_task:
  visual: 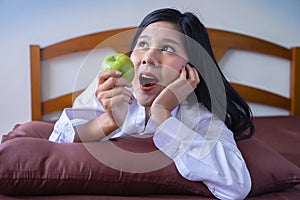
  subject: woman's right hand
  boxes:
[95,70,133,128]
[74,70,133,142]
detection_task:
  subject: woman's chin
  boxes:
[134,87,160,107]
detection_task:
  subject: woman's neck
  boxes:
[145,106,151,122]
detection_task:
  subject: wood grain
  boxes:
[30,28,300,120]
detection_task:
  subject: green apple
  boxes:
[101,53,134,82]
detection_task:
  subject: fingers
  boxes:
[100,92,133,111]
[96,86,133,103]
[96,70,133,111]
[181,64,200,89]
[98,70,132,89]
[180,65,187,79]
[96,70,132,97]
[98,70,121,85]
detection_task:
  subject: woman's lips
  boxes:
[139,72,159,91]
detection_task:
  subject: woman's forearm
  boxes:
[73,112,118,142]
[150,105,171,125]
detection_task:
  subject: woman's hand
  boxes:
[96,70,133,128]
[151,64,200,125]
[74,70,133,142]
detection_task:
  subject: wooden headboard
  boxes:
[30,27,300,121]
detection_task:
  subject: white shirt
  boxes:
[49,97,251,200]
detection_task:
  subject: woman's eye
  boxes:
[162,46,175,53]
[137,41,148,49]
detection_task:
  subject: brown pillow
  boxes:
[0,121,299,197]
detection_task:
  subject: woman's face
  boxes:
[130,22,188,107]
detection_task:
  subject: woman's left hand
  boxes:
[151,64,200,125]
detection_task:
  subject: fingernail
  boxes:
[115,71,122,75]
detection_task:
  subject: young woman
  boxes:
[49,8,254,199]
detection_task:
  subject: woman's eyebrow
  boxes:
[162,38,182,46]
[138,35,183,48]
[138,35,150,40]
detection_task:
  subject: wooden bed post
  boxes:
[291,47,300,115]
[30,45,42,121]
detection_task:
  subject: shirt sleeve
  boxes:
[48,108,104,143]
[152,115,251,200]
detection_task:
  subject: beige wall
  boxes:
[1,0,300,137]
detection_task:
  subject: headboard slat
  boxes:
[42,90,83,115]
[207,29,291,60]
[41,27,135,60]
[30,45,42,121]
[291,47,300,115]
[213,47,228,62]
[231,83,290,110]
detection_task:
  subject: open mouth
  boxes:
[139,73,159,90]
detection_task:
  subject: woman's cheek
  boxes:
[130,52,140,67]
[160,68,179,87]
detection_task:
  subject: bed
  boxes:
[0,27,299,199]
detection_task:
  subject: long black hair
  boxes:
[130,8,254,140]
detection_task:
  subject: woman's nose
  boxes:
[142,48,159,66]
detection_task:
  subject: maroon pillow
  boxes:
[0,121,299,197]
[1,121,54,143]
[253,116,300,166]
[0,125,212,196]
[237,137,300,196]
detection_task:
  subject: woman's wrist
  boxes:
[74,112,118,142]
[150,104,171,125]
[98,112,119,134]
